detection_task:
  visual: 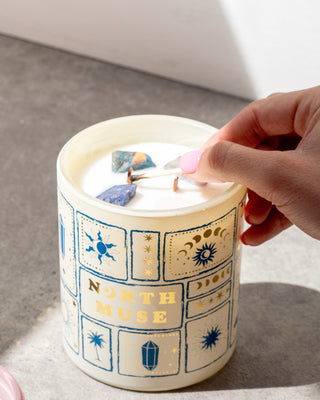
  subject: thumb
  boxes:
[194,141,295,204]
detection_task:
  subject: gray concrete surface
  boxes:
[0,34,319,399]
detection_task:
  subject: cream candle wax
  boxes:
[57,115,246,391]
[79,142,232,210]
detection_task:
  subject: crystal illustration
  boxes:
[141,340,159,371]
[97,184,137,206]
[112,150,156,172]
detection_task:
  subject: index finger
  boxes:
[202,87,319,150]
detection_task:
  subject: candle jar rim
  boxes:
[57,114,245,218]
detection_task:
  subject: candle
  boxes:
[57,115,246,391]
[77,142,232,210]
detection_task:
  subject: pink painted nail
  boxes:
[179,150,203,174]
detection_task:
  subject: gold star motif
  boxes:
[144,257,152,265]
[197,301,204,308]
[144,268,153,277]
[172,348,177,354]
[144,234,153,242]
[217,292,223,299]
[144,245,152,253]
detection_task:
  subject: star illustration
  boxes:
[144,257,152,265]
[144,234,153,242]
[201,326,221,350]
[217,291,223,299]
[172,348,177,354]
[197,301,205,309]
[144,245,152,253]
[144,268,153,277]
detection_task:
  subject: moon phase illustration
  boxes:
[203,229,212,238]
[193,235,201,243]
[178,249,187,256]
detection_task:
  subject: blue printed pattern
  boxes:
[164,209,236,281]
[58,192,77,295]
[61,282,79,354]
[185,302,230,373]
[82,316,112,371]
[77,212,127,280]
[58,181,244,380]
[118,331,180,377]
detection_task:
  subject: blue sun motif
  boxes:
[193,242,217,266]
[85,231,116,264]
[201,326,221,350]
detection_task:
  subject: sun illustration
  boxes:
[85,231,116,264]
[192,242,217,266]
[201,326,221,350]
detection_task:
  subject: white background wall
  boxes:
[0,0,319,99]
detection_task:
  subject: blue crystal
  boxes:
[96,184,137,206]
[142,340,159,371]
[112,151,156,172]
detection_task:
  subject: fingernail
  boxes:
[179,150,203,174]
[244,201,251,223]
[240,232,247,245]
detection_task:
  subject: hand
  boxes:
[193,86,320,245]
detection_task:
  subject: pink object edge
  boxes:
[179,150,203,174]
[0,366,25,400]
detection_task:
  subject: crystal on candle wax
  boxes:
[112,151,156,172]
[96,184,137,206]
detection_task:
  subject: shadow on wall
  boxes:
[184,282,320,391]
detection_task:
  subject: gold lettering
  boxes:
[139,292,155,304]
[136,310,148,323]
[159,291,176,304]
[104,286,116,298]
[96,300,112,316]
[118,308,132,321]
[89,279,100,294]
[152,310,167,323]
[120,290,136,303]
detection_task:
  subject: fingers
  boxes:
[245,190,272,225]
[217,88,313,145]
[193,140,296,204]
[241,207,292,246]
[201,87,320,153]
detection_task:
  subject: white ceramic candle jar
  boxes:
[57,115,246,391]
